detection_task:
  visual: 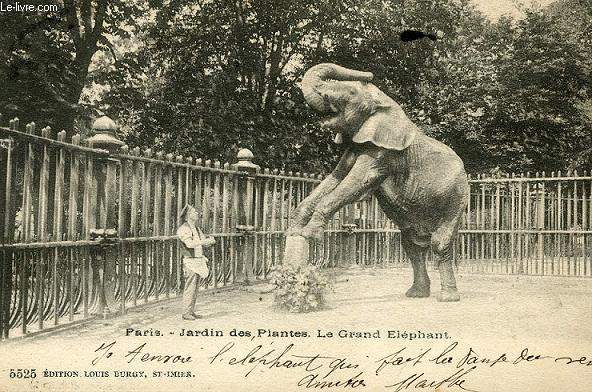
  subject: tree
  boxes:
[320,0,591,173]
[96,0,348,171]
[92,0,591,174]
[487,9,591,172]
[546,0,592,169]
[0,0,146,134]
[318,0,499,172]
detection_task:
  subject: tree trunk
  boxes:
[54,44,95,135]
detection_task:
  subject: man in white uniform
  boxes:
[177,205,216,320]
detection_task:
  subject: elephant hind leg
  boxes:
[431,219,461,302]
[401,229,430,298]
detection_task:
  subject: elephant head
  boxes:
[300,63,418,150]
[300,63,374,112]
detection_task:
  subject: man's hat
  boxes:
[180,204,195,221]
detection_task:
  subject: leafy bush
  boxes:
[269,263,330,313]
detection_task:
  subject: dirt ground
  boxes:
[1,266,591,392]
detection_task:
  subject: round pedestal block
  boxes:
[283,235,309,266]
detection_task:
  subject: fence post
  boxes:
[234,149,260,284]
[341,204,357,267]
[87,116,125,316]
[0,127,14,338]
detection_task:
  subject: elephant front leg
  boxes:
[287,175,340,233]
[300,153,388,240]
[287,149,357,235]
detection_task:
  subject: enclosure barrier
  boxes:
[460,172,592,276]
[0,115,590,338]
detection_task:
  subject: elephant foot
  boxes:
[405,283,431,298]
[437,290,460,302]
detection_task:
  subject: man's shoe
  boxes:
[182,313,196,320]
[191,312,203,319]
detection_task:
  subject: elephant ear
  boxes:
[352,105,418,151]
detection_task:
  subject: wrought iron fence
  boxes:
[0,117,402,338]
[0,115,590,338]
[458,173,592,276]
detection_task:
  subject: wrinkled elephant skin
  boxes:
[288,63,470,302]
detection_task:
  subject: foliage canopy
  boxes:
[1,0,590,174]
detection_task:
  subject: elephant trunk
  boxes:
[300,63,374,112]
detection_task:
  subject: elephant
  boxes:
[286,63,470,302]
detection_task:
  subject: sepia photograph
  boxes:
[0,0,591,391]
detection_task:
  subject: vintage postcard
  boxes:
[0,0,591,391]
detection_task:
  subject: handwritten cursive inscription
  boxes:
[209,342,330,377]
[209,342,367,388]
[298,371,367,389]
[554,356,592,366]
[375,347,431,375]
[385,366,478,392]
[456,348,509,368]
[92,341,192,366]
[511,348,550,365]
[86,337,591,390]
